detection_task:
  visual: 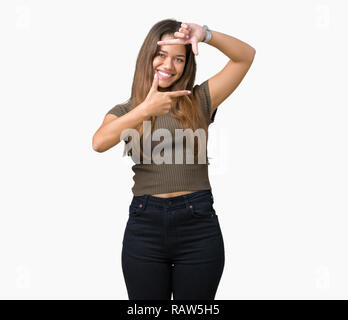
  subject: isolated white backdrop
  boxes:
[1,0,347,299]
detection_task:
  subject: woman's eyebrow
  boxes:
[159,50,186,58]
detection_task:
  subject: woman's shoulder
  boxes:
[193,80,210,106]
[192,80,216,125]
[105,98,133,117]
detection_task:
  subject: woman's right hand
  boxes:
[143,72,192,117]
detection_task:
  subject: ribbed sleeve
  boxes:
[193,79,217,125]
[105,100,132,143]
[105,100,132,118]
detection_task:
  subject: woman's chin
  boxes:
[158,82,171,88]
[159,79,172,86]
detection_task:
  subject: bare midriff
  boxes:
[151,190,196,198]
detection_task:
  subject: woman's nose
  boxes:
[163,58,174,68]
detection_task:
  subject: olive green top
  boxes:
[106,80,217,196]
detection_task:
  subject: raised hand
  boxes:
[157,22,206,56]
[143,72,192,117]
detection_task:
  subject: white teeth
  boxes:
[158,71,173,78]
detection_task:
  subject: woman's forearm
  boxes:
[205,30,256,63]
[93,102,150,153]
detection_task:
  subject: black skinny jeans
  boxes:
[121,189,225,300]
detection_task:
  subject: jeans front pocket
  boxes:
[189,199,217,219]
[129,204,143,217]
[187,198,222,239]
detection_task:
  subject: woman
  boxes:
[92,19,255,300]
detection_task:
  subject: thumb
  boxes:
[151,71,159,92]
[192,39,199,56]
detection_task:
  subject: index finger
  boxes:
[157,39,183,46]
[167,90,192,97]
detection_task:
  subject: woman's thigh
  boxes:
[122,249,172,300]
[171,196,225,300]
[121,201,172,300]
[171,244,225,300]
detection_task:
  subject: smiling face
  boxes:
[153,34,187,88]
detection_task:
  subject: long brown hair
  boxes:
[126,18,210,165]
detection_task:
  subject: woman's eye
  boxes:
[158,53,184,62]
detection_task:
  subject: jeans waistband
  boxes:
[130,189,214,210]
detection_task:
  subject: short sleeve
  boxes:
[105,99,132,118]
[193,79,217,126]
[105,99,132,144]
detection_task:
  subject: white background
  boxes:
[1,0,347,299]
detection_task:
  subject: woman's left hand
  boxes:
[157,22,206,56]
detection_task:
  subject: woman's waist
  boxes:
[131,189,213,209]
[151,190,196,198]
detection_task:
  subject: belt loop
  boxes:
[183,196,190,209]
[143,194,149,210]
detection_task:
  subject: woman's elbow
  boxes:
[92,134,105,153]
[92,134,119,153]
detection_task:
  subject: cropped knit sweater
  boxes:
[106,80,217,196]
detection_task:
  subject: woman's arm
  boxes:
[204,29,256,116]
[92,102,151,153]
[206,29,255,63]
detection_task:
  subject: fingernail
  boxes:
[154,73,157,78]
[187,90,191,94]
